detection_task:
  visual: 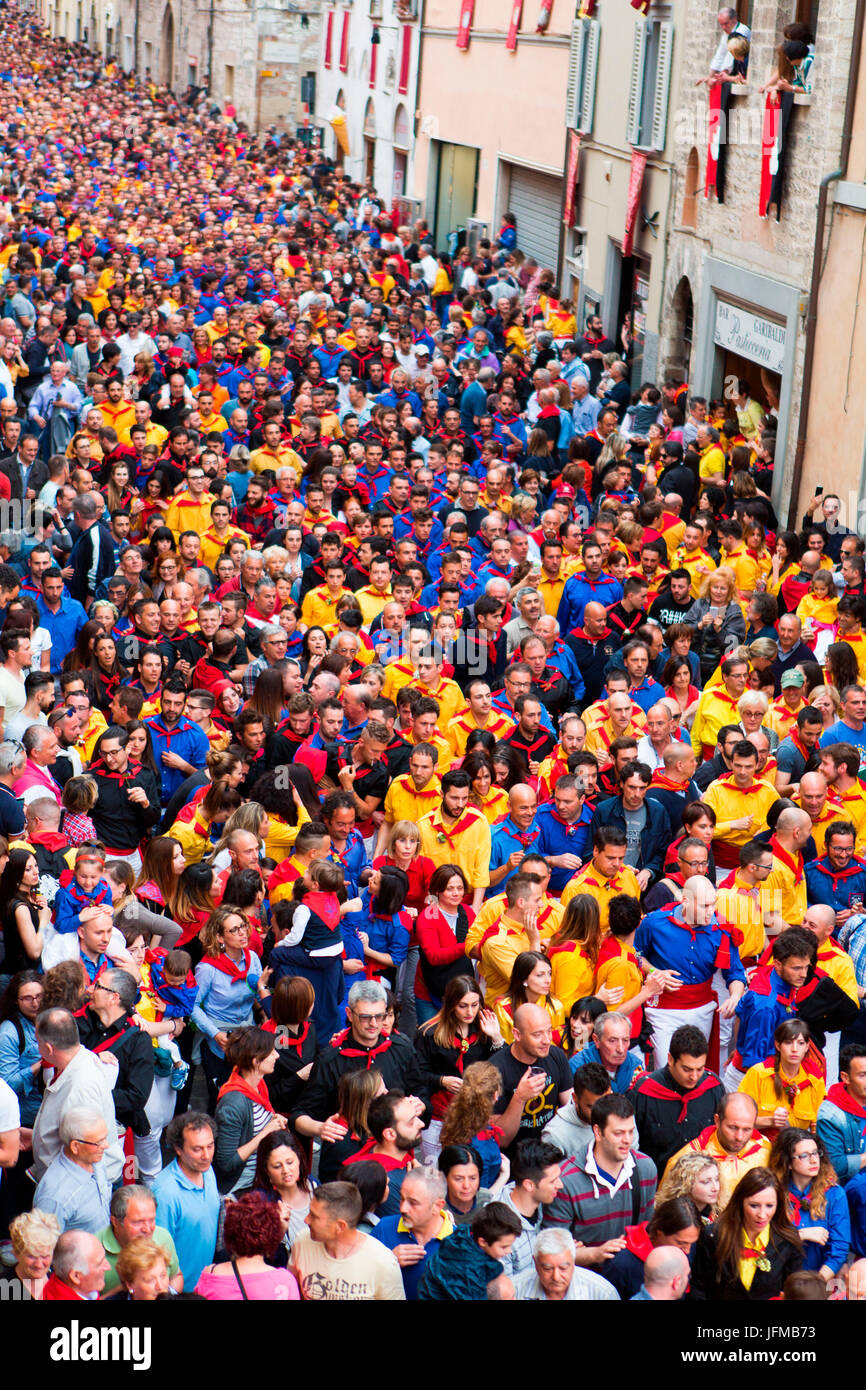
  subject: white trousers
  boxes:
[645,1001,716,1070]
[723,1062,745,1094]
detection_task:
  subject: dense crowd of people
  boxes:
[1,5,866,1307]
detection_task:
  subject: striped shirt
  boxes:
[542,1141,657,1245]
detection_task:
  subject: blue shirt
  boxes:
[152,1159,220,1289]
[820,719,866,774]
[557,571,624,635]
[729,965,797,1071]
[634,905,746,989]
[328,828,369,898]
[573,1040,644,1092]
[145,714,211,802]
[372,1214,453,1299]
[627,678,667,714]
[36,592,88,670]
[789,1181,849,1273]
[0,1015,40,1124]
[487,816,543,897]
[806,856,866,917]
[34,1150,111,1234]
[535,802,593,892]
[192,953,262,1055]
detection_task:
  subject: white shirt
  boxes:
[0,664,26,724]
[31,1045,123,1184]
[710,20,750,72]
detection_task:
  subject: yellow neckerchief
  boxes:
[737,1223,769,1291]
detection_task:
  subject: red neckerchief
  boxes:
[202,948,252,982]
[624,1222,654,1262]
[569,625,612,642]
[27,828,68,853]
[826,1083,866,1136]
[345,1137,413,1171]
[454,1031,480,1075]
[812,855,866,893]
[435,810,479,848]
[769,834,804,885]
[636,1072,721,1123]
[650,771,690,792]
[337,1034,394,1069]
[789,730,811,762]
[476,1123,504,1144]
[217,1068,275,1112]
[718,772,766,796]
[304,890,341,931]
[509,731,550,758]
[264,1018,311,1056]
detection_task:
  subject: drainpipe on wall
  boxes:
[787,0,866,528]
[206,0,214,94]
[134,0,139,70]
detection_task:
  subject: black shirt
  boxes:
[492,1045,573,1154]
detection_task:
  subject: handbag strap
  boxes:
[230,1259,250,1301]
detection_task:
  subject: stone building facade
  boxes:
[43,0,322,132]
[659,0,859,523]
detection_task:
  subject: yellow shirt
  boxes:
[383,773,442,826]
[118,419,168,449]
[673,545,717,599]
[594,939,644,1008]
[797,592,839,627]
[739,1061,825,1133]
[723,544,759,603]
[381,659,416,704]
[763,843,806,925]
[249,444,305,476]
[702,773,779,849]
[561,861,641,931]
[493,994,564,1045]
[828,782,866,850]
[837,630,866,685]
[584,715,645,759]
[537,571,566,617]
[698,443,726,481]
[737,1221,770,1293]
[583,698,647,734]
[465,894,561,958]
[355,585,393,627]
[665,1128,771,1211]
[800,803,841,857]
[270,854,307,906]
[691,685,742,758]
[472,786,511,825]
[415,678,463,730]
[300,585,353,630]
[164,490,217,541]
[815,937,859,1004]
[405,728,452,774]
[446,710,514,758]
[764,696,805,742]
[479,918,532,1005]
[418,805,491,890]
[75,709,108,763]
[715,873,767,961]
[199,524,250,572]
[548,941,596,1012]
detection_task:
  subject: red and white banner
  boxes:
[456,0,474,48]
[563,130,581,226]
[623,148,647,257]
[705,80,721,196]
[506,0,523,50]
[536,0,553,31]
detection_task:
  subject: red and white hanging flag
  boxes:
[536,0,553,32]
[456,0,474,48]
[705,80,721,196]
[623,148,647,257]
[506,0,523,50]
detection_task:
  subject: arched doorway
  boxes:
[160,5,174,86]
[668,276,694,383]
[393,105,409,199]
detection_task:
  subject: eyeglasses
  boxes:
[73,1135,110,1148]
[92,982,119,997]
[793,1149,820,1160]
[352,1011,386,1024]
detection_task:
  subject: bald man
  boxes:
[632,1244,691,1300]
[487,784,541,895]
[635,876,747,1068]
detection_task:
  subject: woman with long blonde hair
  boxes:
[656,1151,722,1225]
